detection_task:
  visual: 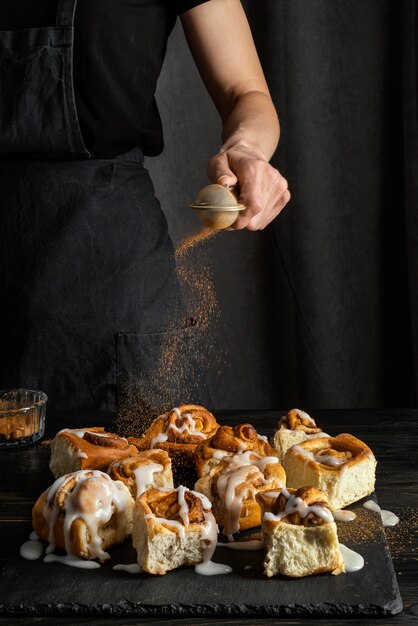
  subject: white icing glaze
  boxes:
[263,487,334,524]
[212,449,229,460]
[363,500,399,526]
[216,540,264,551]
[293,445,348,468]
[332,509,357,522]
[43,470,132,561]
[294,409,316,426]
[195,560,232,575]
[132,462,163,496]
[113,563,143,574]
[59,428,126,443]
[43,553,101,569]
[216,452,282,538]
[339,543,364,572]
[20,540,43,560]
[150,432,168,448]
[244,564,252,570]
[150,410,208,448]
[144,486,230,576]
[145,514,186,539]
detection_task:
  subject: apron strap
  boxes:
[56,0,78,28]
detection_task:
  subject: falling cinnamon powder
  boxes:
[116,227,221,437]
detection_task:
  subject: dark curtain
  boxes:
[242,0,418,408]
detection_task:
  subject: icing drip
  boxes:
[294,409,316,425]
[133,462,163,496]
[263,487,334,524]
[42,470,132,561]
[150,432,169,448]
[150,408,207,448]
[59,428,127,443]
[332,509,357,522]
[363,500,399,526]
[43,554,101,569]
[113,563,143,574]
[338,543,364,572]
[167,410,206,438]
[20,540,43,560]
[144,487,231,575]
[293,445,349,468]
[216,452,282,539]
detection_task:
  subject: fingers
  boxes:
[230,164,290,230]
[207,148,291,231]
[208,152,238,187]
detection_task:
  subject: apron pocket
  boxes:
[116,328,211,436]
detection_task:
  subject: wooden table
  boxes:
[1,408,417,625]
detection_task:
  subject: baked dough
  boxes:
[32,470,133,561]
[195,450,286,538]
[107,449,173,499]
[195,422,278,478]
[272,409,329,459]
[133,487,218,575]
[258,486,344,578]
[49,427,138,478]
[283,434,377,510]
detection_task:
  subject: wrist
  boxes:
[219,137,269,162]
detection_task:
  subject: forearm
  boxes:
[220,90,280,162]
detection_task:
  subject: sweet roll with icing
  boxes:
[194,450,286,539]
[257,486,344,577]
[107,449,173,499]
[283,433,377,510]
[128,405,219,483]
[132,487,220,575]
[32,470,133,561]
[195,422,278,478]
[49,427,138,478]
[272,409,329,459]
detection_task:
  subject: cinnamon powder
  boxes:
[116,227,220,437]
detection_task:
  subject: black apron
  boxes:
[0,0,209,418]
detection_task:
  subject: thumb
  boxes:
[208,152,238,187]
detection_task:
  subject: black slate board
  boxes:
[0,494,402,618]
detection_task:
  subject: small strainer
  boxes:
[188,184,246,229]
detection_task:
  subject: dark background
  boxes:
[147,0,418,411]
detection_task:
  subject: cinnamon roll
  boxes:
[128,405,219,484]
[107,449,173,499]
[283,434,377,510]
[257,487,344,577]
[49,427,138,478]
[32,470,133,562]
[194,450,286,539]
[133,487,219,575]
[272,409,329,459]
[195,423,278,478]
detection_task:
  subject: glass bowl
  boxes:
[0,389,47,448]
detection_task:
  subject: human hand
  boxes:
[207,145,290,230]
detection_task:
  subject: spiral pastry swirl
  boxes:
[128,405,219,481]
[195,423,278,478]
[32,470,133,561]
[283,434,377,510]
[133,487,218,575]
[195,451,286,538]
[49,427,139,478]
[107,449,173,498]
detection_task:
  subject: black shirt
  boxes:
[0,0,209,157]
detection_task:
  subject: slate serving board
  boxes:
[0,493,402,618]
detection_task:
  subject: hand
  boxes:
[207,146,290,230]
